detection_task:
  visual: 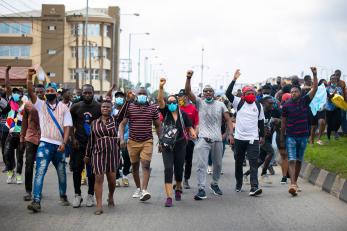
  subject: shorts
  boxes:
[285,136,308,162]
[127,139,153,163]
[311,110,326,126]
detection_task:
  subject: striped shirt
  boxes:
[126,102,159,142]
[282,95,311,137]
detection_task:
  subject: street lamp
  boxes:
[138,48,155,85]
[128,32,150,83]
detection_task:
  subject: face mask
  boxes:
[45,94,57,101]
[244,94,256,104]
[115,97,124,106]
[137,95,147,104]
[178,99,185,106]
[75,96,81,100]
[331,83,337,87]
[12,93,20,102]
[168,103,178,112]
[205,98,214,103]
[263,94,270,97]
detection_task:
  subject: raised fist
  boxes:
[126,90,135,101]
[6,66,11,72]
[28,68,36,76]
[310,67,317,76]
[233,69,241,80]
[187,70,194,78]
[159,78,166,88]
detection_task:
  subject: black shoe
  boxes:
[235,185,243,192]
[2,167,8,173]
[249,187,262,196]
[268,166,275,175]
[280,176,287,185]
[60,195,70,206]
[24,193,32,201]
[183,180,191,189]
[210,183,223,196]
[194,189,207,200]
[27,200,41,213]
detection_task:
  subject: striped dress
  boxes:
[86,101,128,175]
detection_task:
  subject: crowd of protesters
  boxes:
[0,65,346,214]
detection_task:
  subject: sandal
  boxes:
[107,198,115,208]
[94,209,103,215]
[288,185,298,197]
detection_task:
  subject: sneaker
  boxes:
[140,190,151,201]
[85,194,94,207]
[2,166,8,173]
[165,197,173,207]
[210,183,223,196]
[221,169,224,175]
[60,195,70,206]
[27,200,41,213]
[268,166,275,175]
[116,179,121,187]
[183,180,190,189]
[7,171,16,184]
[194,189,207,200]
[296,185,302,192]
[243,160,247,167]
[16,174,23,184]
[235,186,244,193]
[243,175,250,185]
[280,176,287,185]
[249,187,262,196]
[175,190,182,201]
[132,188,142,198]
[72,194,83,208]
[23,193,32,201]
[261,174,272,184]
[122,177,129,187]
[316,140,324,145]
[207,166,213,175]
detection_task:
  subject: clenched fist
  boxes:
[159,78,166,88]
[233,69,241,81]
[187,70,194,78]
[310,67,317,76]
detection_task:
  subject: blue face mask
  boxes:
[12,93,20,102]
[115,97,124,106]
[137,95,147,104]
[205,98,214,103]
[168,103,178,112]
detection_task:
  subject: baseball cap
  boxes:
[177,89,185,96]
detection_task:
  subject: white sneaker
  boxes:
[72,194,83,208]
[207,166,213,175]
[122,176,129,187]
[6,171,15,184]
[116,179,121,187]
[140,190,151,201]
[16,174,23,184]
[243,175,250,185]
[85,194,94,207]
[261,174,272,184]
[132,188,142,198]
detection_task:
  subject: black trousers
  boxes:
[71,144,95,195]
[244,142,274,176]
[121,147,131,176]
[184,140,195,180]
[25,142,38,193]
[162,141,187,184]
[4,133,24,174]
[1,130,9,165]
[234,139,260,188]
[326,108,341,140]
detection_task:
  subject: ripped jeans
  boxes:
[32,141,67,202]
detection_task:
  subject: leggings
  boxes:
[162,141,187,184]
[326,108,341,140]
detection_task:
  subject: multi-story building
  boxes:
[0,4,120,92]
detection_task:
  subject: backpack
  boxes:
[236,99,262,118]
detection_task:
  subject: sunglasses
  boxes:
[167,101,177,105]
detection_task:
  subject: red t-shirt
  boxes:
[179,104,199,128]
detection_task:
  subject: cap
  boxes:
[177,89,185,96]
[45,82,58,91]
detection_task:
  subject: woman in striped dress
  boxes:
[84,95,130,215]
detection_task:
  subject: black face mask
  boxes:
[45,94,57,101]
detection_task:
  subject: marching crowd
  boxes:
[0,65,346,215]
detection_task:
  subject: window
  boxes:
[47,49,57,55]
[103,24,110,37]
[0,46,31,57]
[48,26,56,31]
[71,24,83,35]
[47,72,56,77]
[71,46,99,59]
[87,24,100,36]
[91,69,99,80]
[0,23,32,34]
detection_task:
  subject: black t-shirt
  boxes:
[159,107,192,142]
[70,100,101,144]
[264,108,280,143]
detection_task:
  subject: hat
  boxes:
[242,86,255,94]
[114,91,125,97]
[177,89,185,96]
[203,85,214,91]
[45,82,58,91]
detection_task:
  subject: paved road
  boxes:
[0,146,346,231]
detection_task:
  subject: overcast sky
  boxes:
[3,0,347,93]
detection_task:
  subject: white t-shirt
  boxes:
[34,99,73,145]
[232,96,265,141]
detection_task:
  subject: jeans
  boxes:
[286,136,308,162]
[184,140,195,180]
[162,141,186,183]
[71,144,94,196]
[32,141,67,202]
[25,142,38,193]
[4,132,24,174]
[234,139,260,188]
[195,138,223,189]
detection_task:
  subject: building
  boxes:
[0,4,120,92]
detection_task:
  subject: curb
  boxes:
[300,161,347,203]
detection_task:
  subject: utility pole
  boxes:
[144,56,148,87]
[75,24,79,89]
[201,47,204,93]
[88,41,92,84]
